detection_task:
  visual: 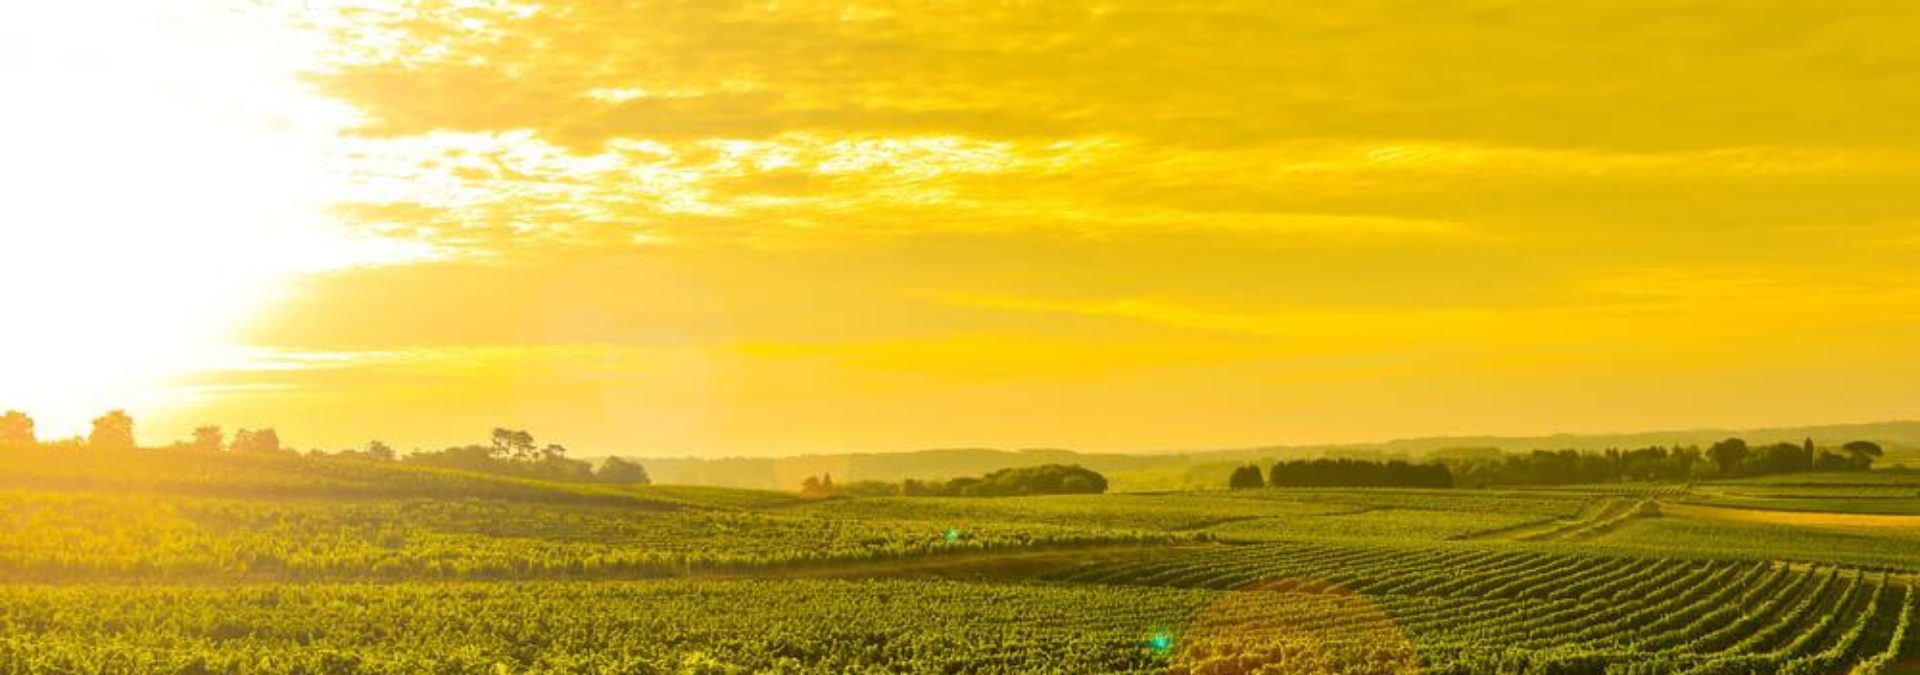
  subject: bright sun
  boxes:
[0,0,400,438]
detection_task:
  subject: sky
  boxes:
[2,0,1918,456]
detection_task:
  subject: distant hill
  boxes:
[606,420,1920,491]
[1305,420,1920,457]
[629,448,1202,492]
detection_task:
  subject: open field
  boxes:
[1662,502,1920,537]
[0,448,1914,673]
[1681,473,1920,516]
[1514,472,1920,515]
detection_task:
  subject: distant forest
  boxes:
[1441,438,1884,487]
[1236,456,1443,487]
[828,464,1110,498]
[405,428,651,485]
[1229,459,1453,489]
[1226,437,1887,490]
[620,421,1918,491]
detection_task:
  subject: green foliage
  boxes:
[801,493,1351,532]
[1269,458,1452,488]
[850,463,1112,497]
[1204,509,1548,543]
[629,484,806,510]
[1217,487,1592,518]
[1227,464,1265,489]
[1448,446,1706,486]
[0,445,672,507]
[1708,437,1750,475]
[594,456,651,484]
[86,410,134,452]
[229,427,283,454]
[0,490,1190,581]
[398,429,644,486]
[1051,541,1915,673]
[3,552,1910,674]
[1586,516,1920,571]
[0,411,36,447]
[0,580,1214,674]
[404,446,600,484]
[950,463,1109,496]
[0,443,1912,673]
[1684,475,1920,514]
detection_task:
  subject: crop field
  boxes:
[794,493,1359,531]
[1682,474,1920,516]
[1050,542,1916,673]
[1202,508,1548,543]
[0,449,1915,673]
[0,490,1194,580]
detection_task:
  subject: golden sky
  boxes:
[4,0,1919,455]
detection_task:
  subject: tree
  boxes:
[1748,442,1809,475]
[822,465,1108,498]
[405,445,497,473]
[0,411,33,447]
[837,480,897,496]
[191,426,224,452]
[88,410,135,451]
[341,440,395,461]
[1269,458,1452,488]
[597,457,651,484]
[1706,438,1749,476]
[491,428,536,461]
[1228,464,1266,489]
[798,473,839,497]
[231,428,282,453]
[964,465,1106,496]
[1814,450,1852,471]
[1061,474,1096,493]
[531,454,595,482]
[1841,441,1883,470]
[365,440,395,461]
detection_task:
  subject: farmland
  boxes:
[0,448,1914,673]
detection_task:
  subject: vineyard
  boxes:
[1051,541,1917,672]
[0,447,1915,673]
[0,490,1197,580]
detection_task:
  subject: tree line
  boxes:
[1229,459,1453,489]
[1,409,140,452]
[828,464,1109,498]
[0,410,648,485]
[1441,438,1885,487]
[402,428,650,485]
[1226,436,1893,489]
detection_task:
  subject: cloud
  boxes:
[266,0,1920,260]
[305,0,1920,151]
[133,0,1920,453]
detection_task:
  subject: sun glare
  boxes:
[0,0,386,438]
